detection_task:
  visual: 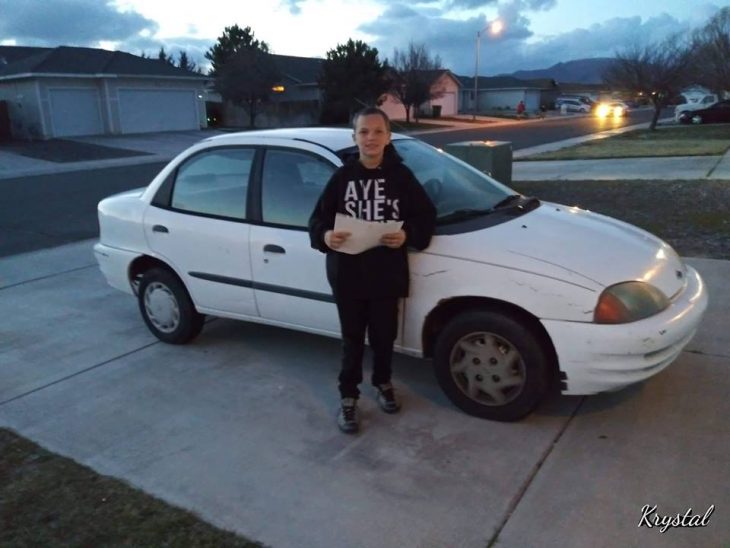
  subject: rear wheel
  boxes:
[137,267,204,344]
[433,310,550,421]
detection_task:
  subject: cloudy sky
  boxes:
[1,0,727,76]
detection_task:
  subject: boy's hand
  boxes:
[324,230,351,250]
[380,229,406,249]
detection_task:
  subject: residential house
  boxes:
[457,75,622,113]
[555,82,609,103]
[457,75,562,114]
[211,54,325,128]
[524,78,562,107]
[0,45,207,140]
[379,69,462,120]
[679,85,719,103]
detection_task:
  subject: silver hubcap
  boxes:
[691,115,702,124]
[144,282,180,333]
[449,331,526,406]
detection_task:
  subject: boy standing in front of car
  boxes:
[309,107,436,434]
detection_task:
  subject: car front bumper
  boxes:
[93,242,140,296]
[543,265,708,395]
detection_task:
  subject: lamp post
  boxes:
[473,19,504,121]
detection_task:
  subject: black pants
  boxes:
[335,296,399,399]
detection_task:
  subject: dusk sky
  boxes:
[1,0,728,76]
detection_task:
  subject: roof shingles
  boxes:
[0,45,205,79]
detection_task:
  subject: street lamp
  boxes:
[473,19,504,120]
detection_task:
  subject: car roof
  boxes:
[202,127,411,153]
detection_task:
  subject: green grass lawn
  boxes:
[523,124,730,160]
[0,428,261,547]
[389,119,455,131]
[511,179,730,260]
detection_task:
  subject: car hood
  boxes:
[429,203,686,296]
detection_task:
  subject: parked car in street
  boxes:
[555,98,592,113]
[556,95,594,106]
[677,100,730,124]
[94,129,708,422]
[674,94,720,122]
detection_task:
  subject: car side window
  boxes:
[171,148,253,220]
[261,149,336,227]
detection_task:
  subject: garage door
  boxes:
[119,89,199,134]
[49,89,103,137]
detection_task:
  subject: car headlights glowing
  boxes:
[594,281,670,324]
[596,103,610,117]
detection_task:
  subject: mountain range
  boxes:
[504,57,617,84]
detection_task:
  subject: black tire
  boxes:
[433,310,550,421]
[137,267,204,344]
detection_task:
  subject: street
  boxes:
[0,162,167,258]
[416,107,669,148]
[0,108,667,258]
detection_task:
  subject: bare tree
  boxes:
[389,42,443,123]
[691,7,730,95]
[603,35,693,130]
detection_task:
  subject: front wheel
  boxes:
[433,310,550,421]
[691,114,703,124]
[137,267,204,344]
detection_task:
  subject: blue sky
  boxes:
[1,0,727,76]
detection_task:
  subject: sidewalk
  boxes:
[511,119,730,180]
[513,152,730,181]
[2,120,728,182]
[0,129,224,180]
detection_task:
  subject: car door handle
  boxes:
[152,225,169,233]
[263,244,286,254]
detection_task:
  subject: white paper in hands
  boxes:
[333,213,404,255]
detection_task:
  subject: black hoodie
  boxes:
[308,144,436,299]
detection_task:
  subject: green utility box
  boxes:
[444,140,512,185]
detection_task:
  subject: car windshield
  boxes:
[337,139,515,222]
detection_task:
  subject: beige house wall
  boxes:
[378,73,461,120]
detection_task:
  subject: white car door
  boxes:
[249,145,342,334]
[144,146,259,318]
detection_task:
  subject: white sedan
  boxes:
[94,128,708,421]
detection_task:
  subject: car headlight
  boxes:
[594,281,670,324]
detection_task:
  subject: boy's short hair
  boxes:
[352,107,391,132]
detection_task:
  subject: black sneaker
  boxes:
[337,398,360,434]
[375,383,401,414]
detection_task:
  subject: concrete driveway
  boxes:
[1,240,728,548]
